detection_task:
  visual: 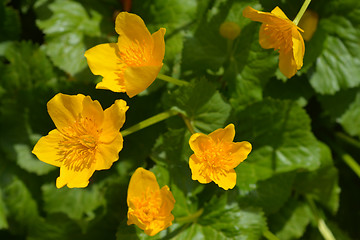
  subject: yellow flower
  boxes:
[84,12,166,98]
[32,93,128,188]
[189,124,252,190]
[243,6,305,78]
[298,10,319,41]
[219,22,241,40]
[127,167,175,236]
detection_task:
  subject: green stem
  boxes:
[293,0,312,25]
[157,73,189,86]
[342,153,360,178]
[332,132,360,178]
[121,110,178,137]
[306,196,336,240]
[335,132,360,149]
[180,114,196,134]
[175,208,204,223]
[263,230,280,240]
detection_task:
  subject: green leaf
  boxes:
[263,77,315,107]
[151,128,192,165]
[2,41,55,91]
[294,142,340,214]
[0,190,8,229]
[238,172,295,215]
[268,199,313,240]
[35,0,102,75]
[27,215,84,240]
[338,91,360,137]
[309,15,360,94]
[174,194,266,240]
[42,183,106,222]
[13,143,56,175]
[235,98,321,174]
[226,22,278,111]
[181,1,229,72]
[200,194,266,239]
[1,175,40,233]
[0,4,21,42]
[163,79,231,133]
[317,87,359,122]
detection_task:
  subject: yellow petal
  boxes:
[209,124,235,143]
[81,96,104,127]
[95,134,123,170]
[259,24,279,49]
[279,48,298,78]
[100,99,128,143]
[124,65,162,98]
[47,93,85,130]
[243,6,288,25]
[291,28,305,69]
[32,129,63,167]
[127,168,160,202]
[115,12,152,50]
[150,28,166,64]
[189,155,212,184]
[213,169,237,190]
[159,186,176,215]
[227,141,252,169]
[298,10,318,41]
[84,43,126,93]
[270,6,289,20]
[189,133,211,154]
[56,165,96,188]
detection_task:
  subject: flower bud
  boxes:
[298,10,319,41]
[219,22,241,40]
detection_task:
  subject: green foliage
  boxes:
[1,0,360,239]
[35,0,102,76]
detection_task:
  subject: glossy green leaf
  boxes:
[294,142,340,214]
[1,176,40,233]
[238,172,295,214]
[35,0,102,75]
[163,79,231,133]
[235,98,321,174]
[13,143,56,175]
[42,183,106,222]
[0,190,8,229]
[309,15,360,94]
[338,91,360,137]
[268,199,313,240]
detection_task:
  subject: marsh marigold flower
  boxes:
[84,12,166,98]
[243,6,305,78]
[127,167,175,236]
[219,22,241,40]
[32,93,128,188]
[298,10,319,41]
[189,124,252,190]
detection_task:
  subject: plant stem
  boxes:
[157,73,189,86]
[121,110,178,137]
[332,132,360,178]
[263,230,280,240]
[306,196,336,240]
[180,114,196,134]
[342,153,360,178]
[175,208,204,223]
[293,0,312,25]
[335,131,360,149]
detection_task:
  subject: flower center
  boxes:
[263,22,293,53]
[198,141,232,176]
[130,188,162,224]
[57,116,101,171]
[120,40,150,67]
